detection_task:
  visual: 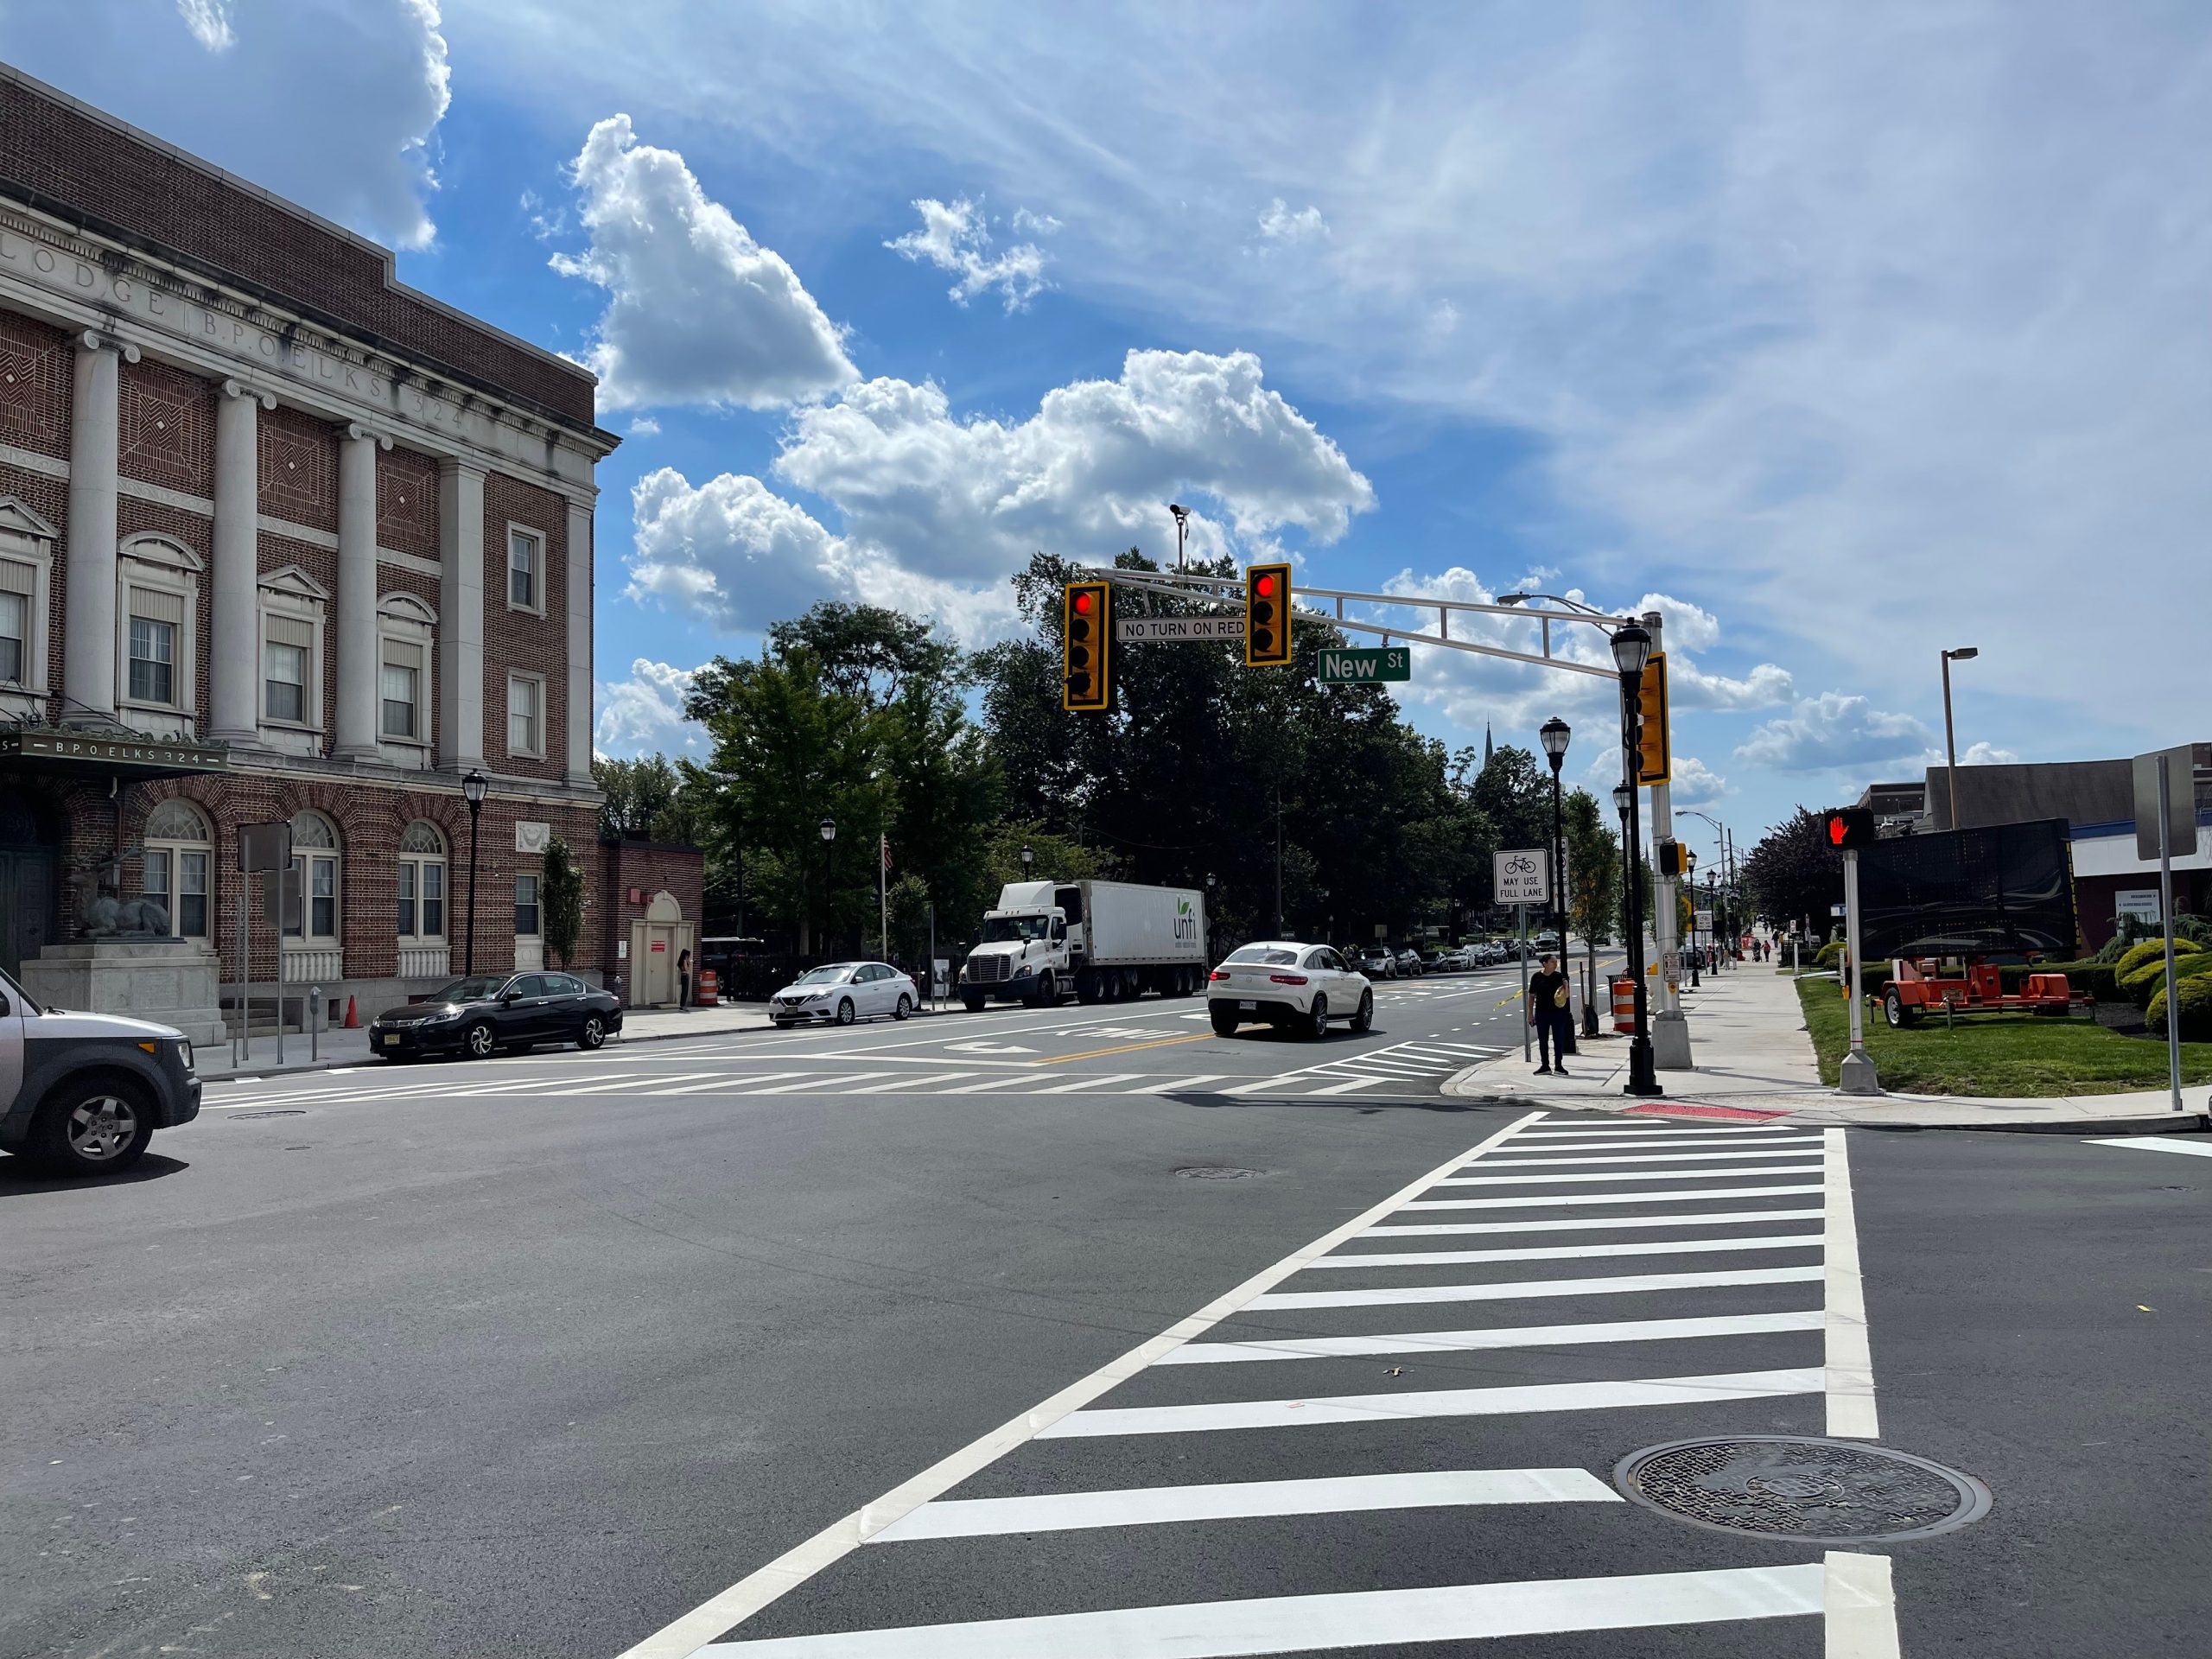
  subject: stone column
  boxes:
[565,494,594,785]
[334,423,391,760]
[60,333,137,723]
[437,459,486,771]
[208,379,274,745]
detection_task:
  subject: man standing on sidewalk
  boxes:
[1529,952,1573,1075]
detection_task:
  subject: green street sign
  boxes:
[1317,646,1411,684]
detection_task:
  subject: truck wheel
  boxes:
[1209,1007,1239,1037]
[961,995,986,1014]
[1033,972,1055,1007]
[1076,970,1100,1005]
[32,1077,155,1176]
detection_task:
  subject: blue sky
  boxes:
[10,0,2210,861]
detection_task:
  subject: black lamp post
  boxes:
[1167,502,1189,569]
[817,817,836,957]
[1539,715,1573,1052]
[1020,842,1033,874]
[461,767,486,976]
[1611,626,1662,1096]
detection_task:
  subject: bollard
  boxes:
[310,985,321,1063]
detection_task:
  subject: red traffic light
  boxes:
[1255,573,1275,599]
[1073,590,1093,615]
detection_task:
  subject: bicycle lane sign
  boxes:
[1494,848,1550,907]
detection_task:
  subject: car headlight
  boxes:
[175,1039,194,1072]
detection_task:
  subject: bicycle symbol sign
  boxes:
[1493,848,1550,906]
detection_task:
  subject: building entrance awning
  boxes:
[0,726,229,782]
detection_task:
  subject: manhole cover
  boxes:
[1174,1165,1263,1180]
[1613,1436,1990,1544]
[230,1109,307,1119]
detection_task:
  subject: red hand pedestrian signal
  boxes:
[1825,808,1875,849]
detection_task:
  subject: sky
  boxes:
[8,0,2209,861]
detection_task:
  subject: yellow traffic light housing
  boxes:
[1062,580,1111,711]
[1634,652,1670,785]
[1244,562,1293,666]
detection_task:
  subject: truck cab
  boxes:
[957,885,1071,1010]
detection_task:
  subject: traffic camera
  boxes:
[1062,580,1111,711]
[1244,562,1293,666]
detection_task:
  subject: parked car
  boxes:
[1208,941,1373,1039]
[1357,948,1396,980]
[369,972,622,1061]
[770,961,920,1027]
[0,965,200,1176]
[1395,949,1425,977]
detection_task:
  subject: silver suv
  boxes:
[0,966,201,1176]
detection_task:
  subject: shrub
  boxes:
[2119,938,2205,1005]
[2174,913,2212,947]
[1814,941,1848,970]
[2115,938,2198,979]
[2147,973,2212,1043]
[2132,949,2212,1006]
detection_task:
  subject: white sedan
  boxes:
[768,961,919,1027]
[1208,941,1373,1039]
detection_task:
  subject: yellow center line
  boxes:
[1033,1033,1220,1066]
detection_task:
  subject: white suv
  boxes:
[1208,941,1373,1039]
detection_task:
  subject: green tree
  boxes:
[540,835,587,969]
[1562,786,1619,1000]
[593,753,704,843]
[1741,808,1844,937]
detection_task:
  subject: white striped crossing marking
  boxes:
[1503,1133,1815,1152]
[1034,1071,1146,1094]
[741,1071,899,1094]
[1118,1074,1234,1095]
[1366,1207,1825,1236]
[869,1467,1620,1541]
[1304,1075,1386,1096]
[850,1071,978,1093]
[1311,1232,1825,1269]
[442,1071,652,1096]
[1404,1182,1824,1210]
[2082,1135,2212,1158]
[541,1071,722,1096]
[695,1563,1833,1656]
[648,1071,810,1095]
[1219,1071,1324,1096]
[1039,1367,1822,1438]
[1823,1126,1878,1440]
[1164,1308,1827,1365]
[1476,1142,1827,1168]
[1516,1122,1804,1135]
[1250,1263,1825,1311]
[937,1075,1042,1093]
[1435,1162,1822,1188]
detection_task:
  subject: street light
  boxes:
[817,817,836,960]
[1539,716,1573,1049]
[1940,647,1979,830]
[1167,503,1189,569]
[1020,842,1033,873]
[1609,626,1662,1096]
[460,768,486,976]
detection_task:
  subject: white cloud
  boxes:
[1734,693,1935,772]
[886,196,1052,311]
[519,188,567,242]
[594,658,700,753]
[7,0,451,249]
[175,0,233,52]
[1012,207,1063,237]
[550,115,857,410]
[1257,198,1328,245]
[628,467,849,627]
[1666,755,1731,806]
[1960,741,2020,766]
[628,415,660,435]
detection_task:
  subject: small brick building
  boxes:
[0,67,702,1020]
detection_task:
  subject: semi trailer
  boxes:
[957,880,1207,1009]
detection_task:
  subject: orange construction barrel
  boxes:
[1611,976,1637,1033]
[695,967,719,1007]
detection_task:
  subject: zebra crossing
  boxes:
[618,1111,1898,1658]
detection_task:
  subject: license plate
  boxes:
[382,1034,400,1047]
[1237,1000,1257,1010]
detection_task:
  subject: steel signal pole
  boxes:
[1839,846,1879,1095]
[2156,753,2183,1112]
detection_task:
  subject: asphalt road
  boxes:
[3,964,2205,1659]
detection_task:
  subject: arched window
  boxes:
[140,798,212,938]
[397,820,447,943]
[287,810,340,942]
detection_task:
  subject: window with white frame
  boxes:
[507,525,543,614]
[382,641,422,739]
[514,873,541,938]
[506,671,543,759]
[0,497,56,702]
[257,567,327,732]
[141,798,213,939]
[376,594,436,754]
[116,535,201,718]
[397,820,447,940]
[284,810,341,942]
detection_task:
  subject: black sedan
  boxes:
[368,972,623,1061]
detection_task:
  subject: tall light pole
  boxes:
[1539,716,1573,1052]
[1167,503,1189,569]
[1940,646,1979,830]
[461,767,486,976]
[1611,625,1662,1096]
[1020,842,1033,876]
[817,816,836,958]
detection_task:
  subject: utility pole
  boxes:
[1643,610,1692,1068]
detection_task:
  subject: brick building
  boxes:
[0,67,694,1025]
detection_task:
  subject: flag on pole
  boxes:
[881,833,892,874]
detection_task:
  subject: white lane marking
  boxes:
[1117,1074,1234,1095]
[1304,1076,1386,1096]
[1435,1162,1821,1188]
[1251,1263,1826,1311]
[935,1075,1043,1093]
[1477,1143,1826,1168]
[2082,1135,2212,1158]
[870,1467,1621,1541]
[1041,1367,1823,1439]
[1218,1071,1326,1096]
[694,1564,1827,1657]
[1404,1183,1824,1211]
[1366,1208,1826,1237]
[1825,1549,1903,1659]
[1823,1126,1878,1440]
[1033,1072,1145,1095]
[849,1072,978,1093]
[1502,1134,1818,1152]
[647,1072,811,1096]
[442,1071,651,1096]
[742,1072,898,1095]
[1166,1309,1827,1365]
[611,1113,1548,1659]
[1514,1122,1805,1135]
[541,1071,722,1096]
[1311,1233,1826,1269]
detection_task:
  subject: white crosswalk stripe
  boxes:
[1310,1231,1825,1268]
[1163,1308,1828,1365]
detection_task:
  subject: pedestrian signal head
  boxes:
[1062,580,1111,711]
[1825,807,1876,850]
[1656,839,1684,877]
[1244,562,1293,666]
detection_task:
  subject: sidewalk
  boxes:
[1445,965,2210,1133]
[192,997,914,1084]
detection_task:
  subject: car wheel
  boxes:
[32,1077,154,1176]
[836,998,856,1027]
[1351,990,1374,1033]
[578,1014,607,1051]
[1209,1007,1240,1036]
[464,1020,497,1059]
[893,994,912,1021]
[1307,995,1330,1040]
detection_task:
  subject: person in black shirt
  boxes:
[1527,954,1573,1075]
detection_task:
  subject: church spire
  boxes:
[1484,722,1494,766]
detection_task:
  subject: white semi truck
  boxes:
[957,880,1208,1009]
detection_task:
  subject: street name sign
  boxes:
[1115,614,1243,642]
[1495,848,1549,906]
[1319,646,1411,684]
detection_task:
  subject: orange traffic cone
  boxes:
[343,995,359,1029]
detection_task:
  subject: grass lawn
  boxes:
[1794,977,2212,1096]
